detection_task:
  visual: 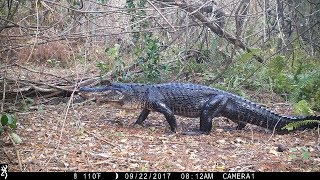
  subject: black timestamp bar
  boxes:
[4,171,320,180]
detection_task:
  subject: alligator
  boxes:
[78,82,320,134]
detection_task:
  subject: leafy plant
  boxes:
[126,0,148,43]
[293,100,315,116]
[47,59,61,67]
[1,113,22,144]
[101,43,125,80]
[140,37,162,82]
[236,52,320,112]
[125,0,172,83]
[135,38,166,82]
[290,71,320,110]
[22,97,34,111]
[281,100,319,131]
[1,113,17,132]
[288,146,311,160]
[96,61,110,79]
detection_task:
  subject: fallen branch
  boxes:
[13,63,73,83]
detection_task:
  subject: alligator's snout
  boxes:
[78,87,125,103]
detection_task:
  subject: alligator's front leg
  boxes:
[133,109,150,126]
[152,101,177,132]
[135,88,177,132]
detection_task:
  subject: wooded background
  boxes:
[1,0,320,110]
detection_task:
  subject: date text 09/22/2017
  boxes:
[120,172,254,180]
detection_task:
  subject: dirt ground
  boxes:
[1,94,320,172]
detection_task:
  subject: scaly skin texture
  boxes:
[79,82,320,134]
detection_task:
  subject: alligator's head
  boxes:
[78,83,132,107]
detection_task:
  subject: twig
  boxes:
[44,84,78,168]
[30,84,58,93]
[13,63,73,83]
[89,152,149,163]
[174,0,263,63]
[2,147,14,162]
[1,72,6,112]
[77,77,101,87]
[6,131,23,171]
[91,160,119,166]
[147,0,176,31]
[86,131,117,147]
[227,160,281,169]
[47,167,78,171]
[1,47,10,112]
[6,77,75,92]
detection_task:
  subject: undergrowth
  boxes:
[8,0,319,113]
[99,27,320,112]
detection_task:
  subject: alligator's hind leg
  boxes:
[200,95,229,134]
[133,109,150,126]
[183,95,228,135]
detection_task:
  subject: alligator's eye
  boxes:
[102,90,123,100]
[103,90,113,95]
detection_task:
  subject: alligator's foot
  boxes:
[131,121,145,128]
[164,130,177,136]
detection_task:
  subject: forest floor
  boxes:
[1,67,320,172]
[2,94,320,172]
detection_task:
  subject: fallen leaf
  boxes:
[235,138,246,143]
[217,139,226,144]
[120,138,127,143]
[269,149,279,156]
[215,165,225,171]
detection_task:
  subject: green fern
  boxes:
[282,120,320,131]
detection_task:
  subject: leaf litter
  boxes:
[1,95,320,172]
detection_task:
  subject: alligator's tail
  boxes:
[227,99,320,133]
[281,115,320,132]
[260,114,320,134]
